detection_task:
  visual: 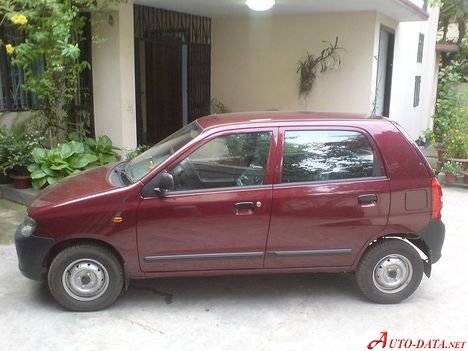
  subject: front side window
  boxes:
[282,130,380,183]
[169,132,272,191]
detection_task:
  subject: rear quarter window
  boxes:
[282,130,381,183]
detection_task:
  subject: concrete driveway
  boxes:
[0,188,466,351]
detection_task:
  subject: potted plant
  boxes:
[0,127,12,184]
[440,161,463,184]
[0,130,45,189]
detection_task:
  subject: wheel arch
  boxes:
[357,233,431,277]
[45,238,129,289]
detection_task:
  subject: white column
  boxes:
[91,0,137,149]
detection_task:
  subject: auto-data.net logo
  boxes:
[367,332,467,350]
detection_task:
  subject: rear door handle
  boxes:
[358,194,378,204]
[234,202,255,210]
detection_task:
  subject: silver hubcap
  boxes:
[62,259,109,301]
[373,254,413,294]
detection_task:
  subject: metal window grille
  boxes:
[134,5,211,123]
[0,25,35,111]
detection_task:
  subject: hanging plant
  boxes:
[297,37,344,98]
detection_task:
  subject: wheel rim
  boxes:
[373,254,413,294]
[62,259,110,301]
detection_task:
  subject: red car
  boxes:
[15,112,445,311]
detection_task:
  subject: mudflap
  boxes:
[423,258,432,278]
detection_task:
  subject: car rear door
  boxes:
[264,127,391,269]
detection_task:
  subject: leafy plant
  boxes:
[440,160,463,174]
[84,135,118,165]
[28,135,119,189]
[124,145,149,160]
[0,128,9,173]
[433,65,468,157]
[0,0,123,145]
[297,37,344,98]
[211,98,232,114]
[429,0,467,74]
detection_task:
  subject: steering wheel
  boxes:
[171,158,201,189]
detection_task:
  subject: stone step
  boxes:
[0,184,39,206]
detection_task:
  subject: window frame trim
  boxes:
[141,126,279,198]
[275,126,387,185]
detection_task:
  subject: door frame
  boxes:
[374,26,395,117]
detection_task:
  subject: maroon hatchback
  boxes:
[15,112,445,311]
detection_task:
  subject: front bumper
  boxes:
[15,228,55,281]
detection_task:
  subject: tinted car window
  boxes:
[169,132,272,191]
[282,130,380,183]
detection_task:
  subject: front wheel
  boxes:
[48,244,124,311]
[356,239,423,304]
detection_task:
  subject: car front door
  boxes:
[265,128,391,269]
[137,129,276,272]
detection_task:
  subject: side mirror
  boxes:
[154,171,174,196]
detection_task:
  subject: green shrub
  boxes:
[28,136,119,189]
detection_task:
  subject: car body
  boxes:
[15,112,445,311]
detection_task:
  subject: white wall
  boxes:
[92,0,137,149]
[211,12,377,114]
[387,7,440,139]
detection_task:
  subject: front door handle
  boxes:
[358,194,378,204]
[234,202,255,210]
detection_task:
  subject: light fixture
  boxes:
[246,0,276,12]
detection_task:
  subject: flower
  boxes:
[5,44,14,55]
[11,14,28,25]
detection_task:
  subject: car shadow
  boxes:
[32,272,364,310]
[123,273,364,306]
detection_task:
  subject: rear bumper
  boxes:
[15,228,55,281]
[411,219,445,264]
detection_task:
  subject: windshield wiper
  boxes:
[120,169,132,185]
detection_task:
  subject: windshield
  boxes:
[125,122,202,182]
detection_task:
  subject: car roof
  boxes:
[197,111,384,130]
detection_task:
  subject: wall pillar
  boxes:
[91,0,137,149]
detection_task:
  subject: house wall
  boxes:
[91,0,137,149]
[386,7,440,139]
[211,12,378,114]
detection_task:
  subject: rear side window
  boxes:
[282,130,381,183]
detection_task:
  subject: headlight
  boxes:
[20,216,37,237]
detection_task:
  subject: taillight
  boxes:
[431,178,443,219]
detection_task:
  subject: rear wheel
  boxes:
[356,239,423,304]
[48,244,124,311]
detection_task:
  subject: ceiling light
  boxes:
[246,0,276,12]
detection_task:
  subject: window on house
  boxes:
[0,25,40,111]
[414,76,421,107]
[417,33,424,63]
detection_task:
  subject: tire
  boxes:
[356,239,423,304]
[48,244,124,311]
